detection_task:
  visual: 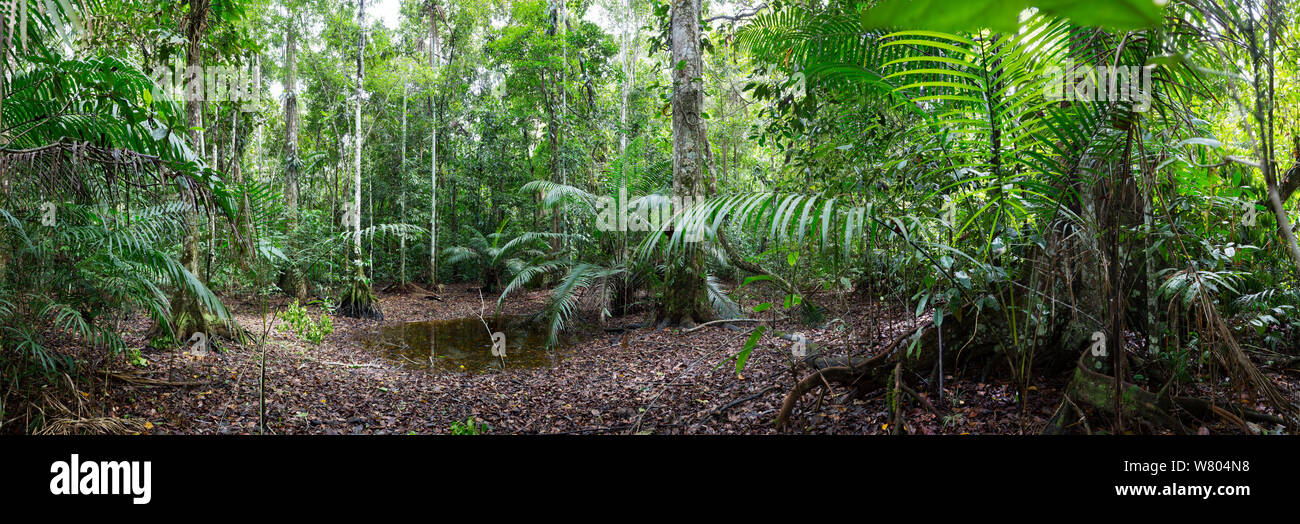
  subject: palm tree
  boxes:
[497,180,739,346]
[1,0,234,370]
[442,222,554,293]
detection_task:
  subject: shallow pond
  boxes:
[359,315,569,372]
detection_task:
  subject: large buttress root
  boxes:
[1055,353,1187,434]
[1045,352,1290,434]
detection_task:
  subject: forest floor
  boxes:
[30,285,1300,435]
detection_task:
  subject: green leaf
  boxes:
[736,326,766,374]
[753,302,773,313]
[907,331,924,357]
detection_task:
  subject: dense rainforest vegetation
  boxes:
[2,0,1299,435]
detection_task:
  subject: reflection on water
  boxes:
[359,316,569,372]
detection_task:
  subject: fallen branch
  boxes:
[316,360,386,369]
[681,318,762,333]
[1209,403,1250,433]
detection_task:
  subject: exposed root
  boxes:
[1172,396,1286,426]
[1059,352,1290,434]
[774,307,996,429]
[775,365,860,429]
[1063,355,1187,434]
[768,278,1298,433]
[689,385,782,431]
[338,280,384,320]
[36,416,148,435]
[31,379,148,435]
[1044,395,1093,435]
[900,382,937,414]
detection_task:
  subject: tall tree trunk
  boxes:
[450,164,458,233]
[339,0,381,319]
[428,1,440,288]
[523,123,540,233]
[1257,2,1300,277]
[353,13,363,265]
[280,13,306,299]
[171,0,213,342]
[226,71,254,261]
[556,1,567,254]
[283,21,300,230]
[661,0,712,327]
[399,62,409,288]
[0,15,8,281]
[542,69,561,252]
[619,0,633,156]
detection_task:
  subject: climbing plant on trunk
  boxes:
[170,0,215,342]
[660,0,713,327]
